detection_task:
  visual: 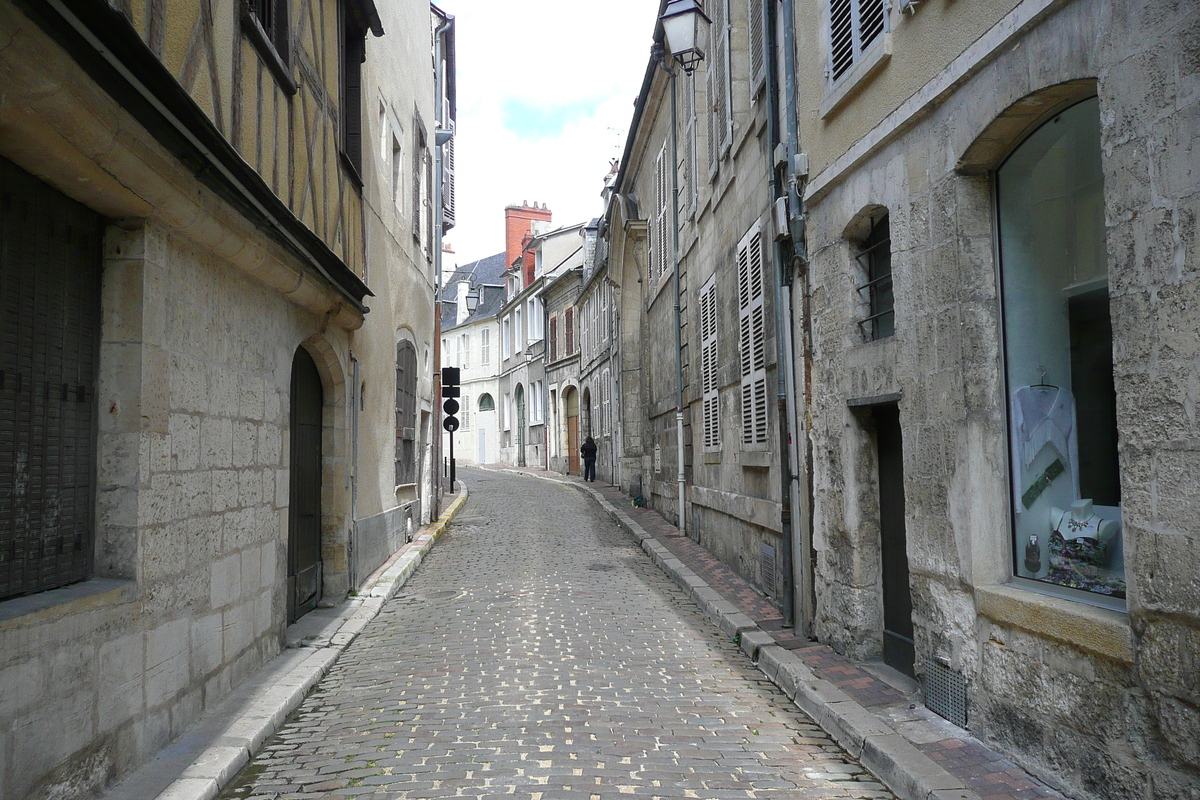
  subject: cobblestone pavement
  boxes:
[219,467,895,800]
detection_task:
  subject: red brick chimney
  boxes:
[505,201,552,289]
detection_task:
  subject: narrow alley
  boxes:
[218,467,894,800]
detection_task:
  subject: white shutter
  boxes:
[679,71,695,219]
[749,0,766,94]
[700,276,720,450]
[716,0,733,157]
[442,135,456,228]
[655,144,669,279]
[738,223,768,446]
[830,0,887,82]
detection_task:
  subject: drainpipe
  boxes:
[780,0,816,635]
[666,57,687,537]
[432,13,453,512]
[762,0,796,626]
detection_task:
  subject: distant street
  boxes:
[220,467,893,800]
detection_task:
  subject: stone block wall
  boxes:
[801,0,1200,797]
[0,222,344,799]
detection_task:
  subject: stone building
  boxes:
[604,0,795,601]
[542,257,583,477]
[790,0,1200,796]
[576,219,620,484]
[438,251,507,465]
[0,0,446,796]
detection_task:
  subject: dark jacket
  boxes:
[580,439,597,460]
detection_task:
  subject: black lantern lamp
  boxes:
[660,0,712,74]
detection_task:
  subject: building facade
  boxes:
[439,251,506,466]
[0,1,445,797]
[605,0,793,601]
[543,261,583,477]
[791,0,1200,796]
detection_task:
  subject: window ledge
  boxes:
[820,35,892,120]
[241,14,297,96]
[703,452,722,464]
[0,578,138,628]
[737,449,773,467]
[975,583,1132,664]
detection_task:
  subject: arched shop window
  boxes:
[997,96,1123,606]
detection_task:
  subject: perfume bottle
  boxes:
[1024,534,1042,574]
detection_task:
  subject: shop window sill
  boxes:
[0,578,137,628]
[975,583,1132,664]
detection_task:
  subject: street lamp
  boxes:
[660,0,711,74]
[657,0,710,536]
[465,290,480,314]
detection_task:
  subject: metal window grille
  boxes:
[855,214,893,341]
[925,658,968,728]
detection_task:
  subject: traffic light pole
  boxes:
[448,426,456,488]
[441,367,460,490]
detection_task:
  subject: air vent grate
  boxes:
[925,658,968,728]
[760,544,777,597]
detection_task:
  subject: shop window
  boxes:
[997,97,1124,605]
[856,213,893,341]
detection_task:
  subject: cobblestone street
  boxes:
[219,467,894,800]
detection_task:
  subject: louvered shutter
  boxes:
[737,224,768,446]
[442,135,456,229]
[654,145,669,279]
[700,277,720,450]
[749,0,766,93]
[830,0,887,82]
[679,72,696,219]
[565,307,574,354]
[342,33,363,175]
[412,124,423,237]
[549,316,557,361]
[706,0,733,173]
[0,157,100,600]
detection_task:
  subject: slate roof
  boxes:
[440,251,508,331]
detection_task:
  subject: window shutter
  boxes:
[678,72,694,220]
[565,307,574,354]
[830,0,886,82]
[549,316,558,361]
[716,0,732,156]
[442,135,456,229]
[700,277,720,450]
[395,341,418,484]
[749,0,766,93]
[342,33,363,175]
[654,145,668,279]
[737,224,768,446]
[411,123,423,237]
[0,158,101,600]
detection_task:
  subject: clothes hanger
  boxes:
[1033,365,1058,389]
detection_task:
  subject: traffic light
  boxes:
[441,367,460,432]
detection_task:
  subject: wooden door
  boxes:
[567,416,579,475]
[876,404,914,677]
[288,348,323,623]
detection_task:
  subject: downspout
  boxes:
[667,59,687,537]
[781,0,815,635]
[763,0,796,627]
[432,12,453,506]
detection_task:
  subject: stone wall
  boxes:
[0,223,345,799]
[800,0,1200,796]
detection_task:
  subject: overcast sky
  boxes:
[435,1,661,266]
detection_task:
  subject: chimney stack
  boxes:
[504,201,552,289]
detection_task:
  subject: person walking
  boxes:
[580,435,598,482]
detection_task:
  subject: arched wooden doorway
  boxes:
[288,347,324,623]
[564,387,580,475]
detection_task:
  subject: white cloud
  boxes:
[436,0,660,264]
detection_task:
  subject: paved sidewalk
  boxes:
[487,465,1069,800]
[99,487,469,800]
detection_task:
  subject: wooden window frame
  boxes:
[242,0,296,95]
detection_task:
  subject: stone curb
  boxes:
[119,489,470,800]
[555,477,982,800]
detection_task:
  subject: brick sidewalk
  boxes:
[489,465,1068,800]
